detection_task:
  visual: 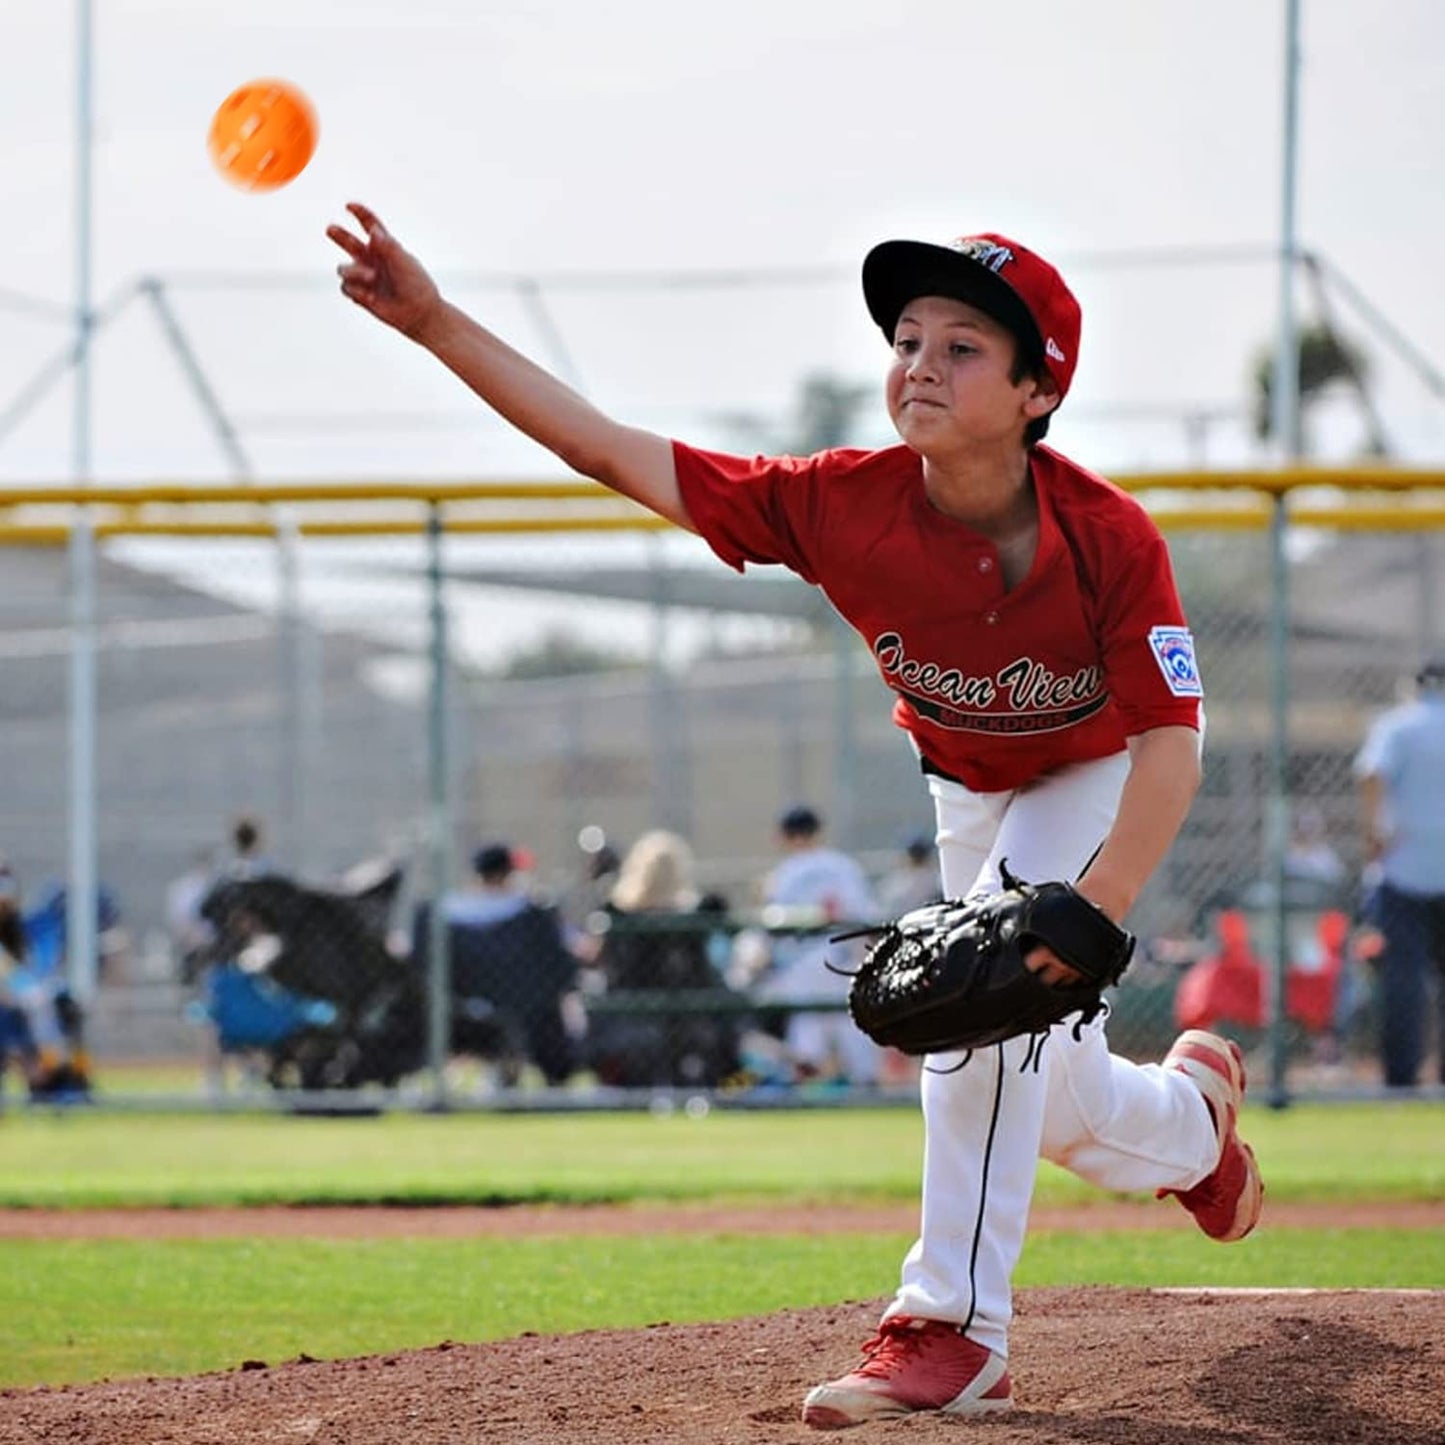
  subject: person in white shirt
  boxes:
[878,832,945,916]
[755,805,881,1085]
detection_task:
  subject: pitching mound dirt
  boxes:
[2,1287,1440,1444]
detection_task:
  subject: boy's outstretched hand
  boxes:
[327,202,442,342]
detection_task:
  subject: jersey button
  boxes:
[977,556,994,573]
[984,611,999,625]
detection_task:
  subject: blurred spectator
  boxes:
[444,841,538,927]
[23,878,129,987]
[569,825,622,938]
[1353,655,1445,1087]
[1173,909,1265,1034]
[877,831,944,916]
[587,830,740,1088]
[226,812,276,880]
[753,805,882,1086]
[0,860,90,1099]
[166,847,218,983]
[188,815,281,993]
[609,830,699,917]
[413,841,581,1086]
[193,864,414,1094]
[1284,806,1347,887]
[0,862,42,1097]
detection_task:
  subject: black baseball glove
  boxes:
[845,862,1135,1054]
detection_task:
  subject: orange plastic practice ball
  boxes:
[207,79,318,192]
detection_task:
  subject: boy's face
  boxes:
[884,294,1057,457]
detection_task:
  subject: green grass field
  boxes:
[3,1099,1442,1208]
[2,1101,1441,1389]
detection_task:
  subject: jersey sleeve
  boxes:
[672,441,822,582]
[1094,528,1204,735]
[1353,713,1397,781]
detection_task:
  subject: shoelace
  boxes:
[851,1319,939,1379]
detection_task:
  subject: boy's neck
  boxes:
[920,447,1036,538]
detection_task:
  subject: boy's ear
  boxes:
[1023,371,1061,422]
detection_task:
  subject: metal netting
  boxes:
[0,505,1440,1105]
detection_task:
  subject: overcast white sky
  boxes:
[3,1,1443,660]
[3,0,1444,481]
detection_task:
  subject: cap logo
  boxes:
[951,238,1014,274]
[1046,338,1066,362]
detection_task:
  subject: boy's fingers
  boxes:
[326,224,366,259]
[1024,948,1083,988]
[347,201,386,239]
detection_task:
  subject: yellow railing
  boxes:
[0,467,1441,542]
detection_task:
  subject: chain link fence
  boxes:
[0,494,1440,1108]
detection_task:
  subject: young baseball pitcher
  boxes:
[328,203,1264,1427]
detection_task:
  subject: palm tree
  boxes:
[1250,320,1387,458]
[786,372,874,454]
[714,370,874,454]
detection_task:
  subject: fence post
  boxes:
[1265,491,1292,1108]
[66,510,99,1002]
[1264,0,1302,1107]
[829,607,857,852]
[67,1,99,1003]
[647,536,688,836]
[425,503,454,1108]
[273,508,315,876]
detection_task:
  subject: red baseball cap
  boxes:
[862,233,1082,400]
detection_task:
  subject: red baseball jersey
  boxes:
[673,440,1202,794]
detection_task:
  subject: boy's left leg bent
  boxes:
[1040,1016,1218,1193]
[1041,1022,1263,1242]
[804,755,1130,1429]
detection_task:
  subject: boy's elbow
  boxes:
[1134,724,1203,795]
[555,427,643,493]
[585,451,637,496]
[586,438,693,530]
[552,434,611,485]
[1183,734,1204,788]
[1177,733,1204,800]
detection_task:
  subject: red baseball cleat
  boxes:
[801,1316,1011,1429]
[1159,1029,1264,1242]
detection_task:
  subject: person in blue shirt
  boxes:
[1354,656,1445,1087]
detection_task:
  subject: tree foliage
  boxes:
[715,370,874,454]
[1250,321,1374,452]
[497,627,641,680]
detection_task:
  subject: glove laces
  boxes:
[925,999,1111,1077]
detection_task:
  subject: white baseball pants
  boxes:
[884,752,1219,1358]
